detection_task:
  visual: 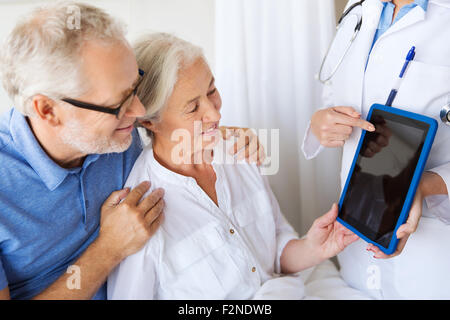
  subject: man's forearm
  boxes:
[32,238,121,300]
[280,239,323,274]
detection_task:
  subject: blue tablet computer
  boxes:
[337,104,438,255]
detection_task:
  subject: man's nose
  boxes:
[125,96,146,118]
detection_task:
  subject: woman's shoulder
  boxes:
[124,144,158,188]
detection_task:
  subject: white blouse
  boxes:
[107,140,302,300]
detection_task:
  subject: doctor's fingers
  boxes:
[334,113,375,132]
[332,106,361,118]
[367,235,410,259]
[324,132,351,142]
[396,195,422,238]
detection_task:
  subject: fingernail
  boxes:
[368,125,375,131]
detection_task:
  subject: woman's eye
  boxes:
[189,103,199,113]
[207,88,217,96]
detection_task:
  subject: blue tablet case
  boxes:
[337,103,438,255]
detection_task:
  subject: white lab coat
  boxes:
[302,0,450,299]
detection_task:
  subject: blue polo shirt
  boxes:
[0,108,142,299]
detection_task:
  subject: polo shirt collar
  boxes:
[9,108,99,191]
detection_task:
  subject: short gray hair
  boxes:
[0,1,127,116]
[133,33,205,137]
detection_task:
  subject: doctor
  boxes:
[303,0,450,299]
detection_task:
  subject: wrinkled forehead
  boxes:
[175,58,213,94]
[79,39,139,100]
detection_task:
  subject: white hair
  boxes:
[133,33,205,137]
[0,1,127,116]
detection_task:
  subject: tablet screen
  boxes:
[339,109,429,248]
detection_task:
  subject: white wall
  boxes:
[0,0,215,114]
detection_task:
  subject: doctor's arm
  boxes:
[310,107,376,147]
[302,79,375,159]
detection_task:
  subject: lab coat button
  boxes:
[251,267,256,273]
[229,228,235,235]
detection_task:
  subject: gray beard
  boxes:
[60,120,133,155]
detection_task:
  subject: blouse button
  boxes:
[251,267,256,273]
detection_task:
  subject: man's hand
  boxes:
[98,181,165,261]
[310,106,375,147]
[306,203,359,262]
[30,181,165,300]
[219,126,265,165]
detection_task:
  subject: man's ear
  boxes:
[31,95,61,126]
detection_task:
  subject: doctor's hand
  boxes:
[220,126,265,166]
[306,203,359,262]
[311,106,375,147]
[367,172,445,259]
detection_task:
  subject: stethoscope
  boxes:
[441,100,450,126]
[317,0,450,125]
[317,0,365,84]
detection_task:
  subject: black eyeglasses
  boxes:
[61,69,145,119]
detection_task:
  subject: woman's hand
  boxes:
[310,106,375,147]
[220,126,265,165]
[306,203,359,263]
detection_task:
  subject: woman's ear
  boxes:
[139,119,157,132]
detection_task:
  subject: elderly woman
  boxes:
[107,33,358,300]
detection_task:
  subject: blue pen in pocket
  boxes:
[385,46,416,107]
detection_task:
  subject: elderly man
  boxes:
[0,2,261,300]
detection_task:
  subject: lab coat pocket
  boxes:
[396,60,450,115]
[161,222,227,299]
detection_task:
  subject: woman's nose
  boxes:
[202,99,221,122]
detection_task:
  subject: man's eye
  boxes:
[207,88,217,96]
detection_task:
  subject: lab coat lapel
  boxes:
[349,0,383,108]
[377,6,426,41]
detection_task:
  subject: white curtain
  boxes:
[215,0,342,235]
